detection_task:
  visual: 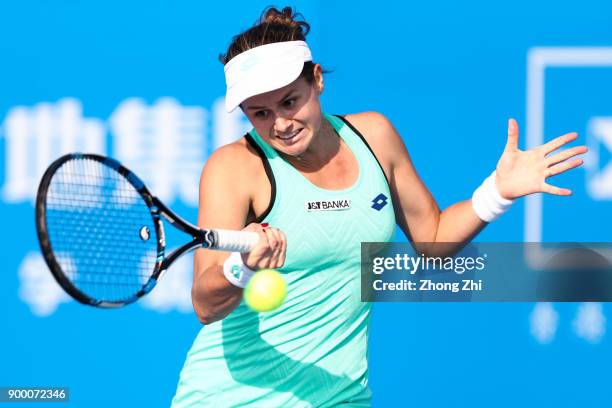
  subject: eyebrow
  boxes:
[245,90,297,111]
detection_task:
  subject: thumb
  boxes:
[505,118,519,151]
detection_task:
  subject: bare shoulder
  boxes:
[198,136,270,226]
[343,111,407,169]
[200,137,263,183]
[344,111,393,132]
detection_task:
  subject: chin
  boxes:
[276,144,307,157]
[273,130,311,156]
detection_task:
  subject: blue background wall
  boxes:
[1,1,610,406]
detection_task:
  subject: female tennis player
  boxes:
[172,7,587,407]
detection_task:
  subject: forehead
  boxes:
[242,77,307,109]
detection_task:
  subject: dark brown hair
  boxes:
[220,6,319,83]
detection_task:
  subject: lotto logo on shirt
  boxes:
[305,199,351,211]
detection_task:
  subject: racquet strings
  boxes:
[44,157,158,303]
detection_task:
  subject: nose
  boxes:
[274,116,293,134]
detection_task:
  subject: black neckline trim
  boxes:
[245,132,276,223]
[333,114,391,189]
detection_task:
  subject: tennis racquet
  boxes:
[35,153,259,308]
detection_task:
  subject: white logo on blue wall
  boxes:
[530,302,558,344]
[1,97,251,205]
[2,98,105,203]
[530,302,606,344]
[523,48,611,343]
[18,252,71,317]
[573,303,606,343]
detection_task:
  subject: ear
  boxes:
[313,63,324,94]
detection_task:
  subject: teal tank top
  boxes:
[172,114,396,407]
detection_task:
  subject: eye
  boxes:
[283,98,297,108]
[254,110,268,119]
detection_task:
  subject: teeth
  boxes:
[279,129,301,140]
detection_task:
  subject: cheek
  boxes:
[248,116,273,134]
[296,94,323,127]
[307,107,323,133]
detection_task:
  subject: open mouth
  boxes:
[277,128,303,141]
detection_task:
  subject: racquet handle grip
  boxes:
[213,229,260,253]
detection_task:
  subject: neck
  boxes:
[280,119,339,173]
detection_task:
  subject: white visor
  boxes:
[224,40,313,112]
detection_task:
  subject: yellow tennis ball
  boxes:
[244,269,287,312]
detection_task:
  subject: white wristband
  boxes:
[471,171,514,222]
[223,252,255,288]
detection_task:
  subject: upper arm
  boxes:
[345,112,440,242]
[194,143,252,278]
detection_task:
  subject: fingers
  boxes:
[505,118,520,151]
[242,223,287,269]
[546,158,584,178]
[540,152,584,196]
[540,132,578,155]
[263,227,279,249]
[263,227,286,269]
[542,182,572,196]
[277,234,287,268]
[268,228,287,268]
[537,133,585,199]
[545,145,588,167]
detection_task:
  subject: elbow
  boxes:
[192,302,219,325]
[191,287,235,325]
[414,242,438,258]
[191,289,219,325]
[425,242,462,258]
[191,268,219,325]
[420,242,468,259]
[191,266,241,325]
[197,313,216,326]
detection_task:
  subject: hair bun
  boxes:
[261,6,310,35]
[221,6,313,64]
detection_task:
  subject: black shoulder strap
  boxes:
[244,133,276,222]
[333,114,391,189]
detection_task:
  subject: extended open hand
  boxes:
[495,119,588,199]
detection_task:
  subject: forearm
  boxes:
[192,265,244,325]
[435,199,487,243]
[414,200,487,257]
